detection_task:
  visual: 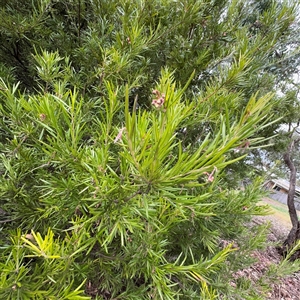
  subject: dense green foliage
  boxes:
[0,0,298,299]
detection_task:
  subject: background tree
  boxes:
[282,133,300,252]
[251,6,300,253]
[0,0,299,299]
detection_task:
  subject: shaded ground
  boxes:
[236,199,300,299]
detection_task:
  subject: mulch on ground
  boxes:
[235,215,300,300]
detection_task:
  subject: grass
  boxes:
[260,197,300,228]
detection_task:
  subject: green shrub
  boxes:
[0,0,297,298]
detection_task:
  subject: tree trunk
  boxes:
[280,138,300,259]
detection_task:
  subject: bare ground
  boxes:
[236,213,300,300]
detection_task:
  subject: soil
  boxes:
[237,214,300,299]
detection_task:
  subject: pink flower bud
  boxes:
[114,127,126,143]
[151,90,165,109]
